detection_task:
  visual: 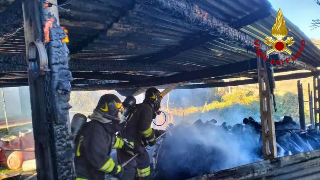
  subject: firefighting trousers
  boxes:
[117,147,151,180]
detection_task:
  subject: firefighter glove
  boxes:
[122,138,136,156]
[111,165,123,179]
[154,129,166,139]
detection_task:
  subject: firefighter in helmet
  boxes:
[117,87,164,180]
[74,94,136,180]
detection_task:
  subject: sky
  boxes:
[269,0,320,39]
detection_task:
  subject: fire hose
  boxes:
[121,124,178,167]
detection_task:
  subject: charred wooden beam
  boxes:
[23,0,75,179]
[313,77,320,129]
[0,72,28,80]
[0,54,26,64]
[189,149,320,180]
[258,56,277,159]
[70,63,314,91]
[9,71,313,89]
[72,72,154,81]
[0,54,27,72]
[71,58,258,90]
[0,78,28,83]
[0,54,203,72]
[298,80,306,130]
[0,63,27,72]
[69,58,203,72]
[0,82,27,88]
[126,58,258,87]
[177,71,317,89]
[308,83,314,129]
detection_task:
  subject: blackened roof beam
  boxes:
[177,71,317,89]
[72,58,258,90]
[72,72,155,81]
[69,58,203,72]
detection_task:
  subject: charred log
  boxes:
[47,17,75,179]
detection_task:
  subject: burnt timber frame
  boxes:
[22,0,75,179]
[309,83,314,129]
[298,80,306,130]
[314,77,320,129]
[189,149,320,180]
[258,56,277,159]
[0,0,317,91]
[177,71,319,89]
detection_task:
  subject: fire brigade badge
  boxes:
[264,9,295,55]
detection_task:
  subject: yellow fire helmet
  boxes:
[144,87,162,111]
[96,94,123,118]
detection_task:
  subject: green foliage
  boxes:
[69,91,101,112]
[168,88,302,123]
[274,92,299,120]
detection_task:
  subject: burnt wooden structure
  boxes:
[22,0,75,179]
[188,149,320,180]
[314,77,320,129]
[0,0,320,179]
[309,83,314,128]
[258,56,277,159]
[298,80,306,130]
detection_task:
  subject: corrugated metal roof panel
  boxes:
[1,0,320,89]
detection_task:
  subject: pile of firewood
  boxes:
[152,117,320,180]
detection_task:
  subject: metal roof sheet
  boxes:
[0,0,320,90]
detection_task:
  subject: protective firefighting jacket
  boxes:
[123,102,156,147]
[74,120,124,180]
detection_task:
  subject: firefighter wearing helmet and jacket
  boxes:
[117,87,164,180]
[74,94,137,180]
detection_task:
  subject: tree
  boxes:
[312,0,320,29]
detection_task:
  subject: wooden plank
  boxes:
[258,56,277,159]
[188,150,320,180]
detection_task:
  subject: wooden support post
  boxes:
[258,56,277,159]
[297,80,306,130]
[22,0,75,179]
[314,77,320,129]
[309,83,314,129]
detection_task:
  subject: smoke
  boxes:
[154,120,262,179]
[171,103,261,127]
[154,114,320,180]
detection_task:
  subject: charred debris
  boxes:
[152,116,320,180]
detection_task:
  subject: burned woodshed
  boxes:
[1,0,320,179]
